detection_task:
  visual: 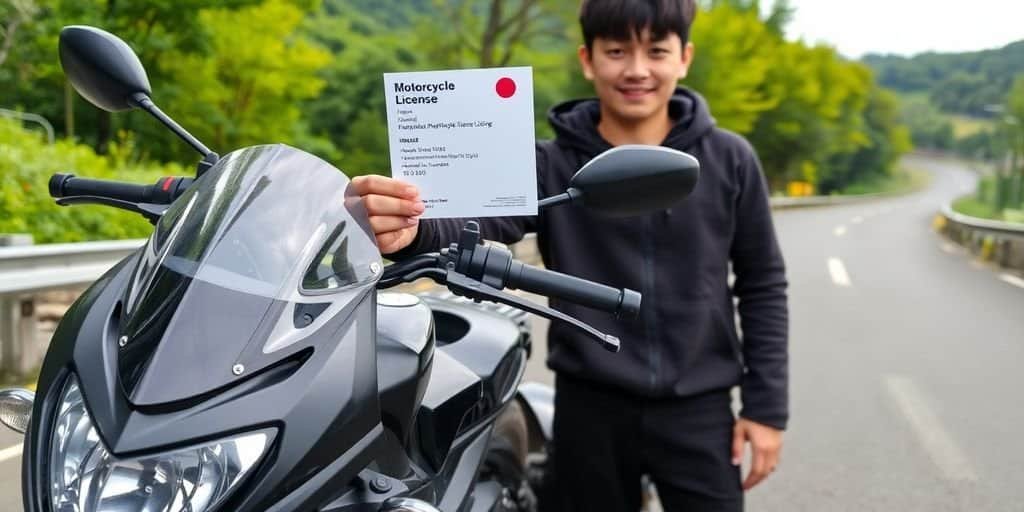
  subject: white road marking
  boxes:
[969,260,986,270]
[834,225,847,237]
[851,216,864,224]
[828,258,852,287]
[941,243,958,254]
[884,376,979,482]
[999,273,1024,289]
[0,443,21,463]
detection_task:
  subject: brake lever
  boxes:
[375,262,618,351]
[377,254,443,289]
[55,195,168,223]
[442,266,620,352]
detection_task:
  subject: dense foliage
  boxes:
[864,42,1024,117]
[2,0,918,241]
[0,118,184,242]
[863,37,1024,218]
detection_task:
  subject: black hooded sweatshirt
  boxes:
[392,88,789,429]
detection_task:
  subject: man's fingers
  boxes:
[351,175,419,199]
[370,215,419,235]
[364,194,425,217]
[742,448,769,491]
[376,229,414,255]
[767,450,781,473]
[731,423,745,466]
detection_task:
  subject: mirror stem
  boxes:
[538,188,581,210]
[131,93,212,158]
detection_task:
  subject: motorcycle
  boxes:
[0,25,699,512]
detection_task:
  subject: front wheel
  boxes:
[480,400,537,512]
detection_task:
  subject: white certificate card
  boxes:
[383,67,537,218]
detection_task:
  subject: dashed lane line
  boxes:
[0,443,21,463]
[884,375,979,482]
[998,273,1024,289]
[828,258,852,287]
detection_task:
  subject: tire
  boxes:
[481,400,537,512]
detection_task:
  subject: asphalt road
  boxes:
[746,155,1024,510]
[2,155,1021,510]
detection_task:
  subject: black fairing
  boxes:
[116,145,381,406]
[417,296,527,470]
[24,150,528,512]
[324,295,528,511]
[26,271,529,510]
[376,294,435,452]
[25,145,392,511]
[24,252,388,511]
[373,293,527,471]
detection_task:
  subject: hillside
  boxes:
[863,41,1024,117]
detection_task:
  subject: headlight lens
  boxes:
[49,376,274,512]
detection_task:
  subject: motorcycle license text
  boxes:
[384,67,537,218]
[393,80,455,105]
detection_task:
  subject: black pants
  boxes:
[552,374,743,512]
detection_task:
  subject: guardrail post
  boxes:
[0,296,37,376]
[940,205,1024,273]
[0,234,38,377]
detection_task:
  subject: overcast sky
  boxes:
[763,0,1024,58]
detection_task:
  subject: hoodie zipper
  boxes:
[642,215,659,393]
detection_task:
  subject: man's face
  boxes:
[579,29,693,123]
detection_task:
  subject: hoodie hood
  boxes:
[547,87,716,156]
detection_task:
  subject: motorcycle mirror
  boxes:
[538,145,700,217]
[59,25,152,113]
[58,24,214,160]
[59,25,214,160]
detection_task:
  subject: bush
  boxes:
[952,196,998,220]
[0,119,188,243]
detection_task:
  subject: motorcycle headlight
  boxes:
[49,375,274,512]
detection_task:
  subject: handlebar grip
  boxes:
[49,173,152,202]
[506,261,641,319]
[49,174,192,204]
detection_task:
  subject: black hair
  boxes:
[579,0,698,50]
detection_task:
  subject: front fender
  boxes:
[515,382,553,451]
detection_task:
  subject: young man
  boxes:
[352,0,788,510]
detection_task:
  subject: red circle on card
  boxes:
[496,77,517,98]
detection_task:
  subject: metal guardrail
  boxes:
[0,239,144,375]
[0,107,55,145]
[938,204,1024,271]
[0,239,145,294]
[769,194,887,209]
[0,193,885,294]
[940,205,1024,237]
[0,188,971,376]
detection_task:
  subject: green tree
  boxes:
[0,0,264,152]
[0,117,184,242]
[0,0,39,68]
[686,3,779,135]
[302,2,424,175]
[822,87,912,193]
[156,0,332,160]
[999,74,1024,210]
[899,95,955,150]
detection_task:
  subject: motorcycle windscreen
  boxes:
[118,144,382,405]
